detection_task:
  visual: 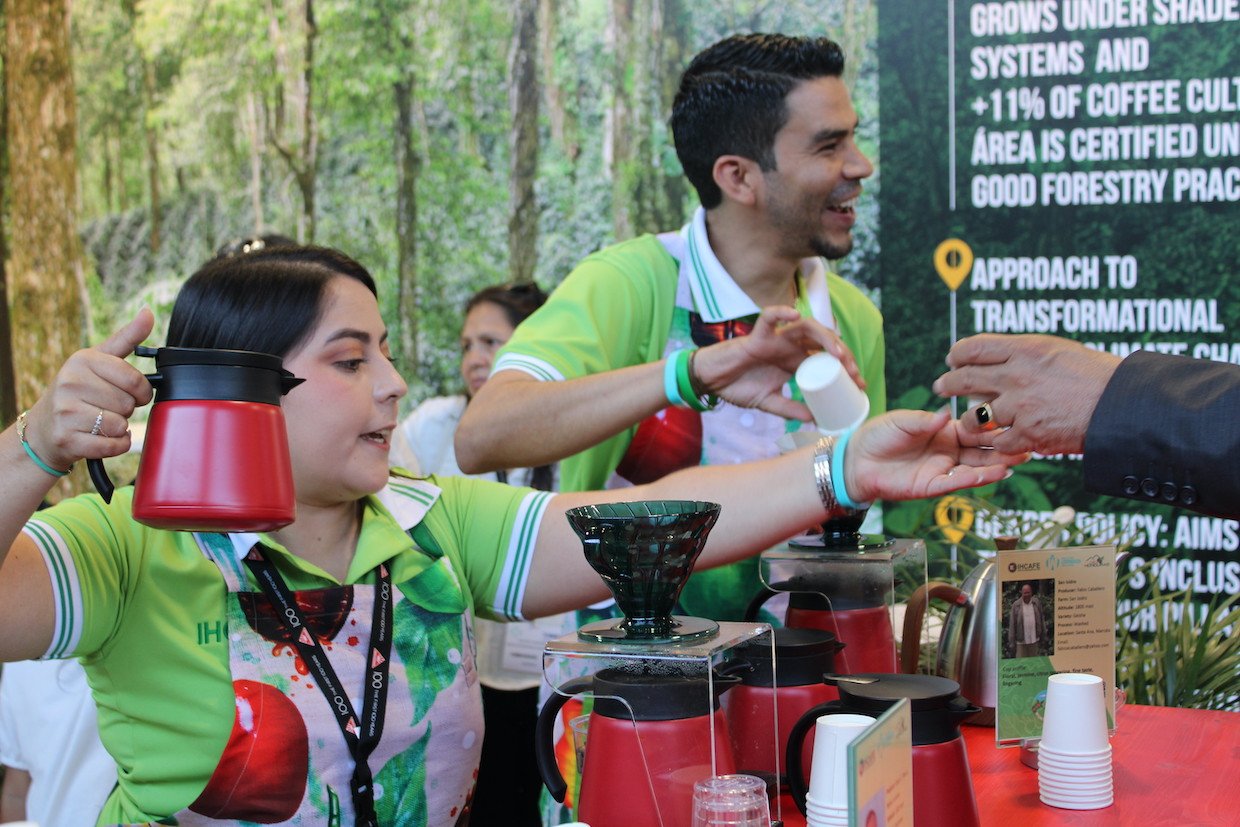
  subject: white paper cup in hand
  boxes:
[1039,673,1109,755]
[796,352,870,435]
[806,713,875,807]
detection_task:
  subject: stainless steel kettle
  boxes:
[900,538,1020,726]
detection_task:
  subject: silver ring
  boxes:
[975,402,997,430]
[90,410,104,437]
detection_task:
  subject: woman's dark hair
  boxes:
[464,281,554,490]
[166,245,376,357]
[212,233,298,260]
[672,33,847,209]
[464,281,548,328]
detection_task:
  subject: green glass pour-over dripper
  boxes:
[565,500,721,644]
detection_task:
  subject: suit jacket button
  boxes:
[1160,482,1178,502]
[1122,476,1139,495]
[1180,485,1198,506]
[1140,477,1158,497]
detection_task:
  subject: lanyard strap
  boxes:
[243,544,393,826]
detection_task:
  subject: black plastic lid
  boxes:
[827,673,976,745]
[139,346,302,403]
[591,667,734,721]
[146,345,286,372]
[729,628,842,687]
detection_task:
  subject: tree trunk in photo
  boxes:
[122,0,161,254]
[654,0,687,225]
[606,0,636,240]
[240,92,266,232]
[507,0,540,285]
[393,59,420,378]
[269,0,318,242]
[5,0,85,497]
[141,59,161,253]
[0,13,15,427]
[538,0,577,162]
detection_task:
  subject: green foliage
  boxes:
[69,0,882,409]
[893,493,1239,710]
[1117,560,1240,712]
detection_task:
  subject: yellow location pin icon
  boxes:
[934,238,974,291]
[934,495,975,544]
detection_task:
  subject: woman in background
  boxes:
[392,282,565,826]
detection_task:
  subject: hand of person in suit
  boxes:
[932,333,1120,455]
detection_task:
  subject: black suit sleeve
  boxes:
[1083,351,1240,519]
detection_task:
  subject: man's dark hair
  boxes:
[671,33,846,208]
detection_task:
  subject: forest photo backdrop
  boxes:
[2,0,879,500]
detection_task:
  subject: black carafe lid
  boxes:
[728,628,843,687]
[590,667,737,721]
[140,345,303,404]
[827,673,977,745]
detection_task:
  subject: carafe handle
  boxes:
[534,675,593,803]
[87,346,160,504]
[899,582,968,674]
[785,699,845,815]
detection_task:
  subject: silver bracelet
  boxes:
[812,436,839,514]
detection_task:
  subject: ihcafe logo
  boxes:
[1007,561,1041,573]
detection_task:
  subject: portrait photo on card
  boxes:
[1002,578,1056,659]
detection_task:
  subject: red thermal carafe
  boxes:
[88,345,303,532]
[785,593,898,674]
[723,628,843,827]
[536,668,739,827]
[786,673,981,827]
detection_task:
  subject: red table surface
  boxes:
[961,704,1239,826]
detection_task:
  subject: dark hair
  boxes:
[672,33,847,208]
[212,233,299,260]
[463,281,554,491]
[464,281,548,328]
[167,245,377,357]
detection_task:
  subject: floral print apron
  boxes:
[174,514,484,826]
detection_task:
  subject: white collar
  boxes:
[680,206,836,328]
[218,475,442,562]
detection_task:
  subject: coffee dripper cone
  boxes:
[566,500,721,644]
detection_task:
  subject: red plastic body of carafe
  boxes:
[785,605,897,674]
[728,681,836,827]
[911,736,980,827]
[577,708,736,827]
[728,681,839,781]
[132,400,296,532]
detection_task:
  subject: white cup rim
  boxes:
[1038,756,1113,770]
[1037,743,1112,759]
[1039,767,1113,782]
[1040,793,1115,808]
[1039,782,1114,799]
[1039,774,1113,790]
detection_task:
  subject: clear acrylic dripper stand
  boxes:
[542,621,780,827]
[759,536,928,674]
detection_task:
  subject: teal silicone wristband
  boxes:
[664,350,689,407]
[832,426,871,511]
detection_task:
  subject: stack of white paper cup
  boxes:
[1037,673,1113,810]
[795,352,870,436]
[803,713,875,827]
